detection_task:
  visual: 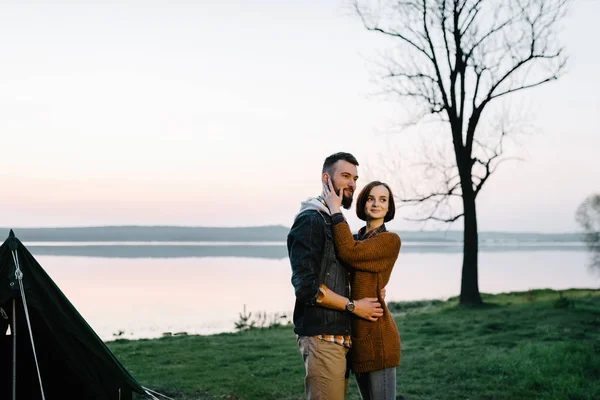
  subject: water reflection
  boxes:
[29,249,598,342]
[25,241,587,259]
[28,244,289,259]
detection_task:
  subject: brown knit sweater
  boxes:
[332,221,401,373]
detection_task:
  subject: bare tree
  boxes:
[353,0,571,304]
[576,194,600,271]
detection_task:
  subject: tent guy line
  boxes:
[12,248,46,399]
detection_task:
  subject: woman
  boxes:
[324,178,401,400]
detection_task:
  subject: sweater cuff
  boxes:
[331,212,346,225]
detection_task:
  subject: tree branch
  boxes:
[354,1,433,61]
[405,213,464,223]
[489,72,561,101]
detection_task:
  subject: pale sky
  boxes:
[1,0,598,233]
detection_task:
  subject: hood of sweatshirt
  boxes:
[293,197,330,221]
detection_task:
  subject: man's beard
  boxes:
[331,177,354,209]
[341,194,353,210]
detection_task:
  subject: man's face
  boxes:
[330,160,359,209]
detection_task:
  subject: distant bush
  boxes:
[234,305,291,332]
[553,291,571,309]
[387,299,444,313]
[576,193,600,270]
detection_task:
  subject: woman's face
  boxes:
[364,185,390,221]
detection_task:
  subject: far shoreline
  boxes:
[2,226,584,244]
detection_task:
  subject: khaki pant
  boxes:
[297,336,350,400]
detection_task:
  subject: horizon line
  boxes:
[1,225,583,235]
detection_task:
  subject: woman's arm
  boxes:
[332,220,401,272]
[320,178,401,272]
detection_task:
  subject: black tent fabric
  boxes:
[0,230,151,399]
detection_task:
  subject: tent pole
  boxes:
[12,298,16,400]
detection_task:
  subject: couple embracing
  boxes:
[288,152,402,400]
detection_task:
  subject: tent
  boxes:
[0,230,167,400]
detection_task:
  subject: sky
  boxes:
[1,0,598,233]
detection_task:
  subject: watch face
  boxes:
[347,301,355,312]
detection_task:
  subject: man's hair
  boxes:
[356,181,396,223]
[322,152,359,174]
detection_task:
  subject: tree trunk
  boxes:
[459,188,483,305]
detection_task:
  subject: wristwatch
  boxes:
[345,300,355,313]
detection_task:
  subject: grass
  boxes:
[108,289,600,400]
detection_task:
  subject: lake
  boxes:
[13,241,600,341]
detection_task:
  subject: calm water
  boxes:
[14,243,600,341]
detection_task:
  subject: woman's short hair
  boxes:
[356,181,396,222]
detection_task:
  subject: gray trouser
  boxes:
[355,367,396,400]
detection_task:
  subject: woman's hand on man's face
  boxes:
[323,174,343,213]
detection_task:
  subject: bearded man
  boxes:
[287,152,384,400]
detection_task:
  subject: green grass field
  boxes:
[108,289,600,400]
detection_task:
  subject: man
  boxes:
[288,152,384,400]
